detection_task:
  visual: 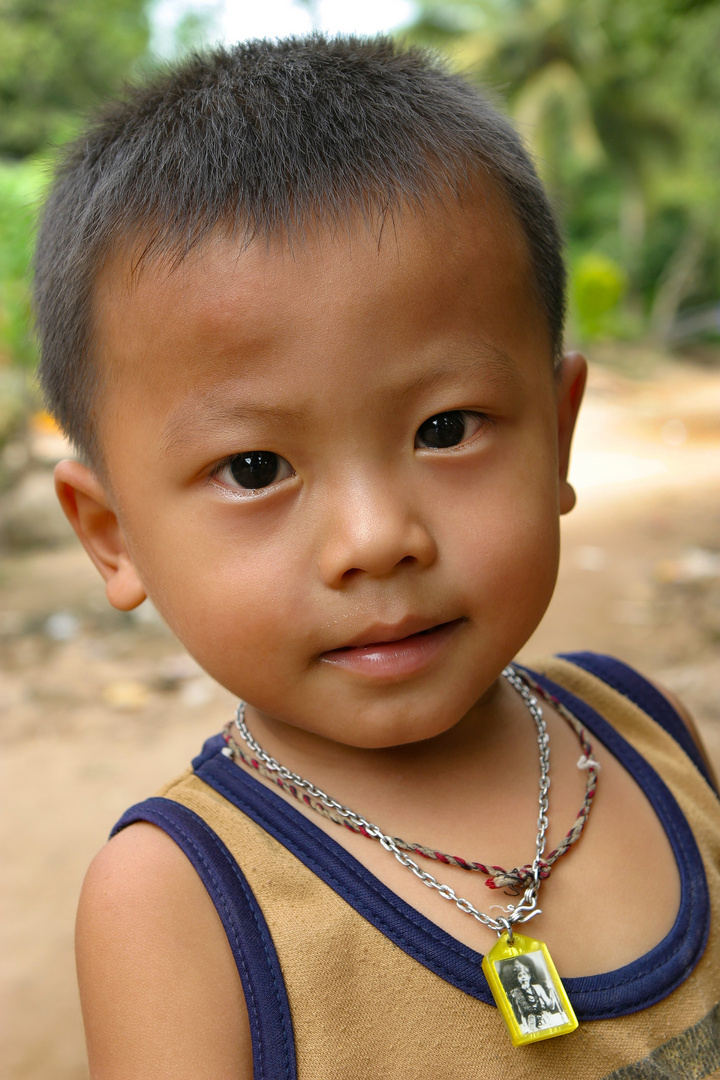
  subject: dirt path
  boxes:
[2,359,719,1079]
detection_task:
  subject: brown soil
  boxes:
[2,358,719,1079]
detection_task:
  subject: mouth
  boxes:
[319,617,465,680]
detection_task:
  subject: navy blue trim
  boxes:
[193,732,227,770]
[525,665,710,1018]
[111,797,297,1080]
[560,651,717,793]
[185,666,711,1022]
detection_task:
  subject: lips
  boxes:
[319,617,465,681]
[335,616,457,650]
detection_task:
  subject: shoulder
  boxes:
[537,652,718,789]
[650,678,718,789]
[76,821,252,1079]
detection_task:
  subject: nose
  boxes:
[316,477,438,587]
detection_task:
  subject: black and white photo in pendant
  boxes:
[494,951,570,1035]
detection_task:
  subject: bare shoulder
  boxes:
[76,821,252,1080]
[651,678,718,789]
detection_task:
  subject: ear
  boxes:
[555,352,587,515]
[54,460,147,611]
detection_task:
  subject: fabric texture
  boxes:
[112,654,720,1079]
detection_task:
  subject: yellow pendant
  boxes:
[481,931,578,1046]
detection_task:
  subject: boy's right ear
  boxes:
[54,460,147,612]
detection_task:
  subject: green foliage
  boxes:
[0,158,45,367]
[406,0,720,348]
[0,0,154,370]
[0,0,151,158]
[571,253,627,340]
[1,0,719,367]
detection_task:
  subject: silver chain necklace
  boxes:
[224,664,550,941]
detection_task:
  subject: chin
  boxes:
[339,710,462,750]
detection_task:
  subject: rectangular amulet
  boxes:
[481,931,578,1047]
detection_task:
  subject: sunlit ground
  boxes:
[570,364,720,497]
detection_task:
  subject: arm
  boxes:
[76,822,252,1080]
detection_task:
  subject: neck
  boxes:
[240,674,538,820]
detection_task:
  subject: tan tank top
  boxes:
[113,654,720,1079]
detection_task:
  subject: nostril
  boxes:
[318,511,437,586]
[339,566,364,582]
[339,553,418,582]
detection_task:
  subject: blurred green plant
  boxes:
[405,0,720,350]
[0,0,155,373]
[0,0,151,159]
[571,253,627,340]
[0,158,45,368]
[2,0,719,371]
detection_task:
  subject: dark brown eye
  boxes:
[416,411,469,449]
[230,451,283,489]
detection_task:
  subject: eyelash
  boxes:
[208,451,295,497]
[414,410,490,450]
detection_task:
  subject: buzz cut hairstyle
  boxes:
[33,34,566,467]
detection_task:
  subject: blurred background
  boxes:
[1,1,719,1077]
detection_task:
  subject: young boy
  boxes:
[34,35,719,1079]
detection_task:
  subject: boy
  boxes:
[34,35,719,1079]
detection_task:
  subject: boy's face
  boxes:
[58,190,585,748]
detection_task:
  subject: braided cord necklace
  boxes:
[221,665,598,1045]
[222,667,599,894]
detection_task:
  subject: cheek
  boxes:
[441,469,560,618]
[460,513,559,599]
[128,523,308,675]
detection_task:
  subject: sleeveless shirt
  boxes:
[112,653,720,1080]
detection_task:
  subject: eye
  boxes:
[415,410,487,450]
[214,451,294,492]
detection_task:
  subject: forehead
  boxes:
[92,191,549,451]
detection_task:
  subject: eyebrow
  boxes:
[389,347,522,404]
[159,399,310,456]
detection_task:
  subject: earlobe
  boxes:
[54,460,147,611]
[556,352,587,516]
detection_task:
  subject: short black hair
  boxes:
[34,34,566,465]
